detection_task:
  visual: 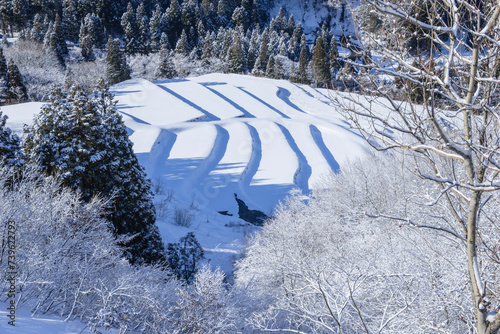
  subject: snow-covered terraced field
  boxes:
[3,74,371,215]
[2,74,372,275]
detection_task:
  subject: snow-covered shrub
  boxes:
[235,153,474,333]
[4,40,64,101]
[171,266,238,333]
[167,232,205,282]
[173,206,193,227]
[0,166,181,333]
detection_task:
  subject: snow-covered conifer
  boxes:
[23,81,166,265]
[105,37,131,85]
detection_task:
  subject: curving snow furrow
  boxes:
[276,123,311,194]
[185,125,230,208]
[156,80,245,120]
[112,78,206,125]
[310,124,341,174]
[245,120,298,212]
[193,121,253,213]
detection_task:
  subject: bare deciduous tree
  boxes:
[336,0,500,332]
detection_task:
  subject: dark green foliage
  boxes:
[296,41,310,84]
[136,1,150,54]
[62,0,79,43]
[50,14,68,67]
[166,232,204,282]
[156,49,177,79]
[23,81,166,265]
[0,111,23,167]
[80,35,95,61]
[311,36,331,87]
[149,4,164,52]
[106,37,131,85]
[227,30,245,73]
[6,59,28,103]
[79,14,107,50]
[121,2,138,54]
[252,27,269,76]
[175,29,189,56]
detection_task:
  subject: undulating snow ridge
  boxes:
[3,74,371,215]
[2,73,372,275]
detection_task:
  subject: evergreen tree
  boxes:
[106,37,131,85]
[43,22,53,47]
[232,6,249,30]
[6,59,28,103]
[181,0,198,31]
[227,30,245,73]
[160,32,171,51]
[79,14,107,49]
[121,2,138,54]
[166,232,204,282]
[62,0,79,43]
[30,13,46,42]
[0,47,7,104]
[50,14,69,67]
[0,112,23,167]
[297,41,310,84]
[175,29,189,56]
[311,36,331,87]
[265,54,275,78]
[252,27,269,76]
[288,23,303,61]
[165,0,182,44]
[247,27,260,70]
[23,82,166,265]
[156,49,177,79]
[217,0,231,27]
[201,31,214,62]
[329,35,340,71]
[80,35,95,61]
[12,0,29,31]
[136,1,150,54]
[149,4,164,52]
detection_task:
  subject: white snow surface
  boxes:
[2,73,372,275]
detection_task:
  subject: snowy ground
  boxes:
[3,74,371,274]
[0,73,374,332]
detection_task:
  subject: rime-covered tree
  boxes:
[335,1,500,332]
[149,4,164,52]
[6,59,27,103]
[23,82,166,265]
[121,2,138,54]
[227,30,245,73]
[30,13,46,42]
[80,35,95,61]
[105,37,131,85]
[50,14,69,67]
[79,14,107,50]
[136,1,150,54]
[62,0,79,43]
[252,27,269,76]
[0,112,22,167]
[175,29,189,56]
[156,49,177,79]
[311,36,331,87]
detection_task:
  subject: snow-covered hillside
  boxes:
[111,73,370,214]
[3,74,371,272]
